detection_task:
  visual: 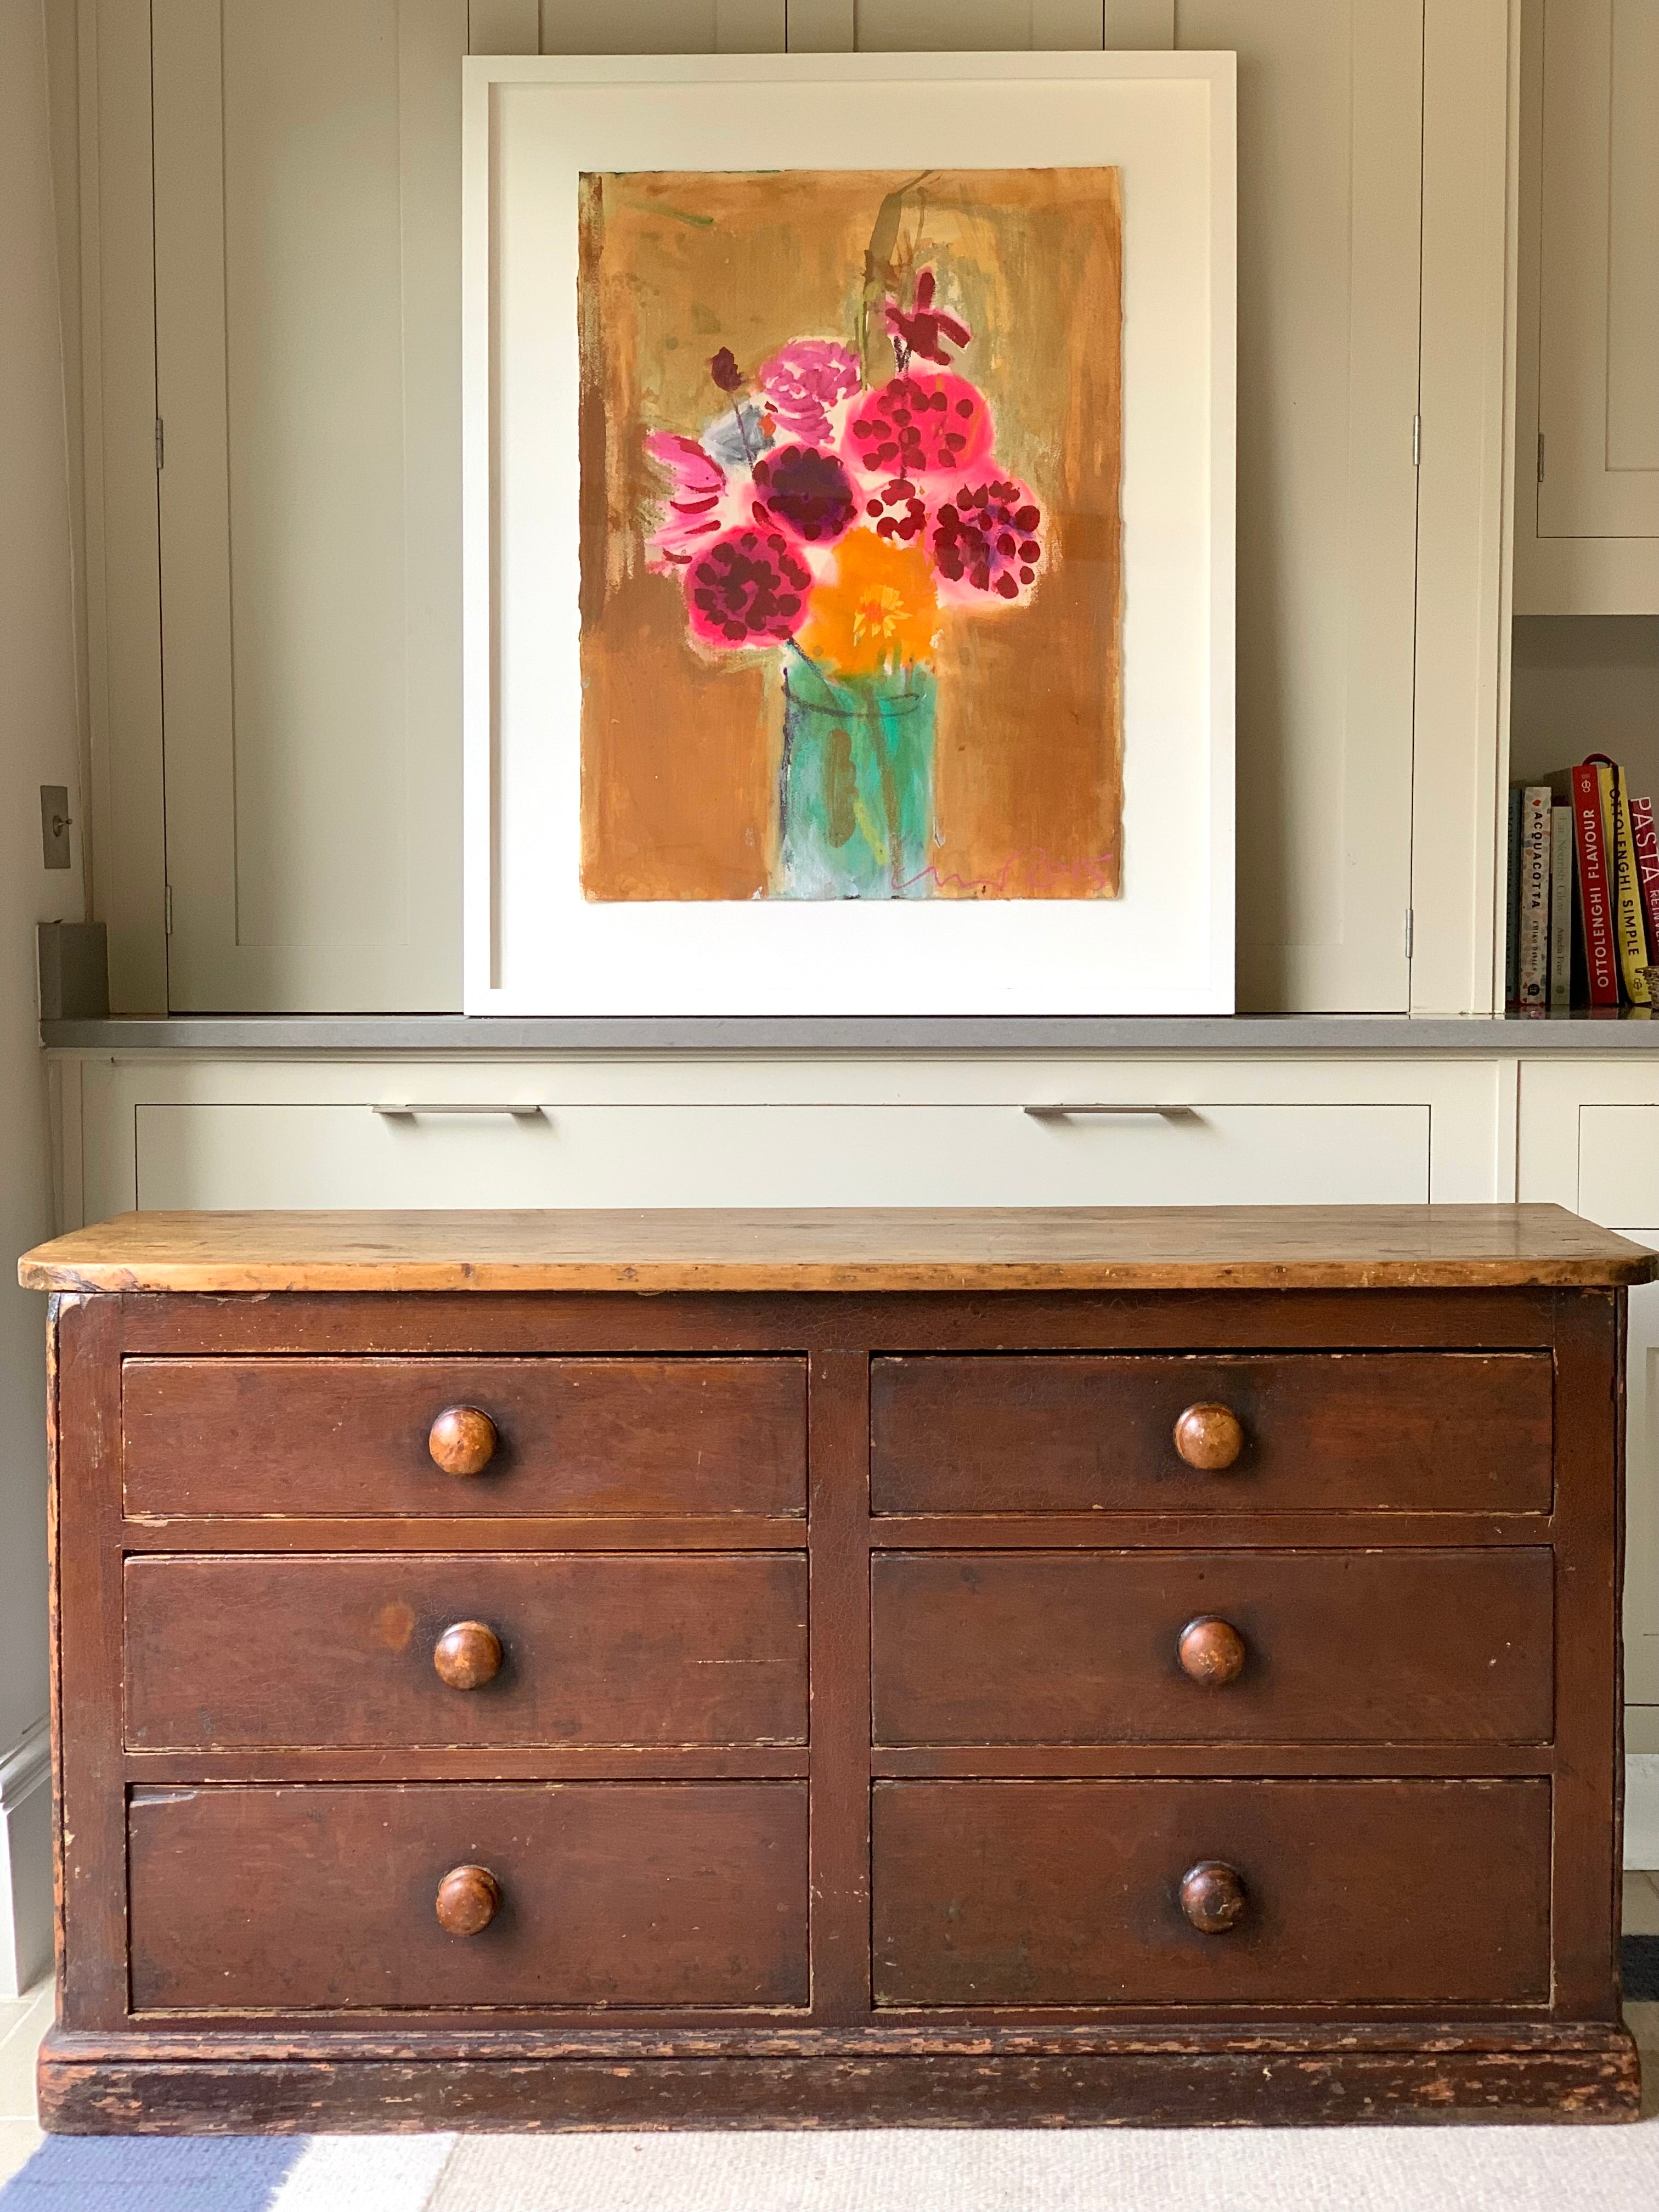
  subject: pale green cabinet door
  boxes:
[153,0,468,1011]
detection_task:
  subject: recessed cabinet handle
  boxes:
[1022,1103,1199,1120]
[372,1102,545,1119]
[435,1864,501,1938]
[433,1621,504,1691]
[1179,1860,1248,1934]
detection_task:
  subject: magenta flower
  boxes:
[930,477,1046,605]
[751,443,857,546]
[757,339,860,446]
[643,432,729,572]
[684,527,812,648]
[844,373,994,481]
[860,475,930,549]
[885,270,972,370]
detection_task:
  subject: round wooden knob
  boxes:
[428,1406,498,1478]
[433,1620,504,1691]
[435,1864,501,1937]
[1173,1402,1244,1471]
[1176,1615,1248,1687]
[1179,1860,1248,1934]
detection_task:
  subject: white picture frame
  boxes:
[463,50,1235,1015]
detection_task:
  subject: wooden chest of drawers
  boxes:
[19,1203,1657,2130]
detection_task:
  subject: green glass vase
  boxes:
[776,658,938,899]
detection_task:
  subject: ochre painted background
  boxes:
[578,168,1122,901]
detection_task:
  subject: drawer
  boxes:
[122,1357,806,1519]
[124,1554,808,1750]
[872,1779,1550,2008]
[1579,1105,1659,1225]
[128,1782,809,2011]
[871,1550,1554,1746]
[871,1353,1554,1516]
[132,1099,1430,1210]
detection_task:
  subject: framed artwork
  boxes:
[464,52,1234,1015]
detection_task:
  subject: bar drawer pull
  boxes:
[1022,1103,1199,1120]
[372,1102,545,1119]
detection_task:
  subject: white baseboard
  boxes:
[1627,1753,1659,1872]
[0,1722,51,1998]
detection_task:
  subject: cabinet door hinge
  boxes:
[1537,431,1545,484]
[163,884,173,936]
[155,417,164,472]
[1404,907,1414,961]
[1412,413,1420,468]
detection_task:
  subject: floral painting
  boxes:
[577,168,1123,902]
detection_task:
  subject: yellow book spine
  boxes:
[1599,761,1652,1006]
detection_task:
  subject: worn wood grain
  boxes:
[25,1214,1641,2129]
[872,1353,1555,1515]
[20,1204,1658,1294]
[35,2040,1641,2132]
[124,1553,808,1752]
[128,1783,810,2012]
[122,1357,806,1520]
[872,1780,1553,2008]
[871,1550,1554,1747]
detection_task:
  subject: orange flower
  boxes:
[799,529,939,678]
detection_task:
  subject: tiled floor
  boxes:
[0,1887,1654,2167]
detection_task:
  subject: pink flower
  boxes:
[644,432,728,572]
[885,269,972,369]
[930,477,1046,605]
[751,443,857,546]
[684,527,812,648]
[844,373,994,482]
[757,339,860,447]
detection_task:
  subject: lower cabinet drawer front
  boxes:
[871,1550,1554,1745]
[871,1354,1555,1516]
[128,1783,810,2011]
[124,1555,808,1750]
[133,1099,1429,1212]
[872,1780,1551,2008]
[122,1357,807,1521]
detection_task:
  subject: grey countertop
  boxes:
[37,1012,1659,1053]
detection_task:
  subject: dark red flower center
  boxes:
[862,476,930,546]
[931,480,1044,600]
[751,444,857,545]
[685,528,811,645]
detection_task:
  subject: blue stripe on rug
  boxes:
[0,2135,304,2210]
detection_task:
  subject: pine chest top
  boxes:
[19,1202,1657,1296]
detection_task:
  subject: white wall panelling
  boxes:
[783,1,853,50]
[1203,0,1422,1014]
[540,2,785,50]
[75,0,167,1012]
[151,0,466,1011]
[469,0,538,50]
[1514,0,1659,615]
[1105,1,1171,47]
[1409,0,1515,1018]
[71,0,1520,1010]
